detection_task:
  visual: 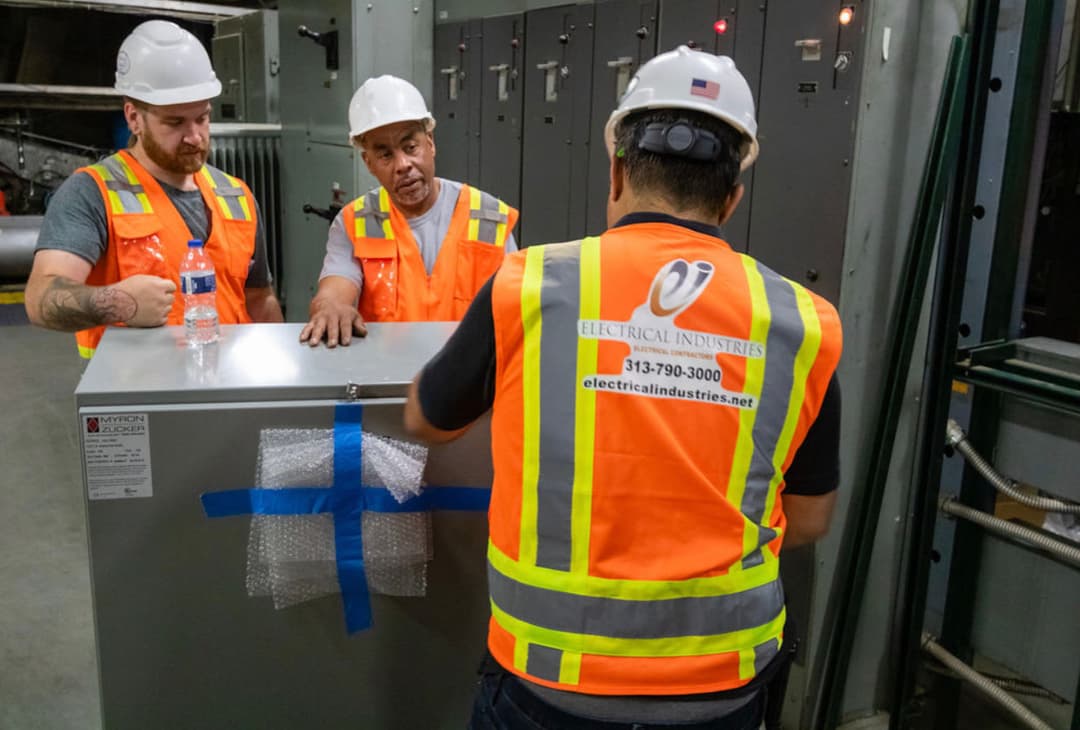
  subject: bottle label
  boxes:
[181,271,216,295]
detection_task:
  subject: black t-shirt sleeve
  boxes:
[417,277,498,430]
[783,374,842,496]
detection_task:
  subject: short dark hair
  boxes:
[614,108,744,217]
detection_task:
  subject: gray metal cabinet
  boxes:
[479,13,526,211]
[657,0,766,253]
[520,3,595,246]
[433,20,483,185]
[76,323,493,729]
[585,0,659,237]
[745,2,864,303]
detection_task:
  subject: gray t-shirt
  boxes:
[318,178,517,289]
[35,169,272,288]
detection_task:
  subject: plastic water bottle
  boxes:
[180,239,220,345]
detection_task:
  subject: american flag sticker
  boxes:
[690,78,720,99]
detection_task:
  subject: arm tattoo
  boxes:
[39,277,136,331]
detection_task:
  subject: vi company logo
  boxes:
[648,259,715,319]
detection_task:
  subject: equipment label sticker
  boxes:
[82,412,153,500]
[578,259,763,409]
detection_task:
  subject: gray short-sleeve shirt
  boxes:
[35,169,272,288]
[318,178,517,289]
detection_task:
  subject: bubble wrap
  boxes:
[246,428,431,609]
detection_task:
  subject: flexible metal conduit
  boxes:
[946,419,1080,513]
[939,497,1080,568]
[921,634,1054,730]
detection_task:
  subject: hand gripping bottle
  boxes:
[180,239,220,345]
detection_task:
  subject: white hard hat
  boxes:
[348,75,435,142]
[604,46,759,170]
[115,20,221,106]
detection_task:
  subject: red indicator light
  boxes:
[838,6,854,25]
[714,18,728,35]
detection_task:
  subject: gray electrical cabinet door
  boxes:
[657,0,765,254]
[276,0,434,317]
[433,20,482,185]
[520,4,595,247]
[745,3,864,303]
[213,10,281,123]
[279,129,357,315]
[479,13,526,211]
[585,0,658,236]
[76,323,492,730]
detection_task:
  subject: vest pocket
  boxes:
[360,257,398,320]
[454,239,504,315]
[112,215,168,280]
[212,219,257,285]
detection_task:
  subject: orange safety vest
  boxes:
[74,150,256,358]
[486,222,842,696]
[343,183,518,321]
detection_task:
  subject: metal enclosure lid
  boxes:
[74,322,456,407]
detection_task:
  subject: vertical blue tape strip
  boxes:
[332,403,370,632]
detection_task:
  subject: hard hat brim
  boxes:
[349,115,437,144]
[120,78,222,107]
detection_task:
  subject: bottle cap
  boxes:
[187,239,204,248]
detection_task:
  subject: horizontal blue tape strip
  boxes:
[202,485,491,518]
[201,487,335,517]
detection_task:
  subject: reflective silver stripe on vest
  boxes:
[740,264,806,569]
[202,164,249,221]
[471,190,508,244]
[357,189,390,239]
[489,562,784,639]
[525,644,564,683]
[755,637,780,675]
[533,244,584,572]
[97,155,147,214]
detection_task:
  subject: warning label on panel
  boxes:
[82,412,152,500]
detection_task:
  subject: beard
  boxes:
[141,127,209,175]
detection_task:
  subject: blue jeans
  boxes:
[467,669,765,730]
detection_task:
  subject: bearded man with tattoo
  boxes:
[25,20,282,358]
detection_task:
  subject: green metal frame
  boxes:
[956,341,1080,416]
[808,33,974,730]
[933,2,1074,728]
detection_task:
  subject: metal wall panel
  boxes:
[277,0,433,318]
[280,130,358,316]
[657,0,766,253]
[278,0,355,146]
[520,3,595,246]
[213,10,280,124]
[479,13,526,210]
[584,0,658,236]
[745,2,865,304]
[657,0,730,56]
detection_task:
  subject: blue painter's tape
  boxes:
[331,403,370,633]
[201,487,335,517]
[200,401,490,634]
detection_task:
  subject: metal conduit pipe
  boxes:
[939,497,1080,568]
[946,419,1080,513]
[921,633,1055,730]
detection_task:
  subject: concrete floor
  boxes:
[0,320,101,730]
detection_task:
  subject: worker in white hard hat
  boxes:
[299,75,519,347]
[403,46,844,728]
[26,19,282,358]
